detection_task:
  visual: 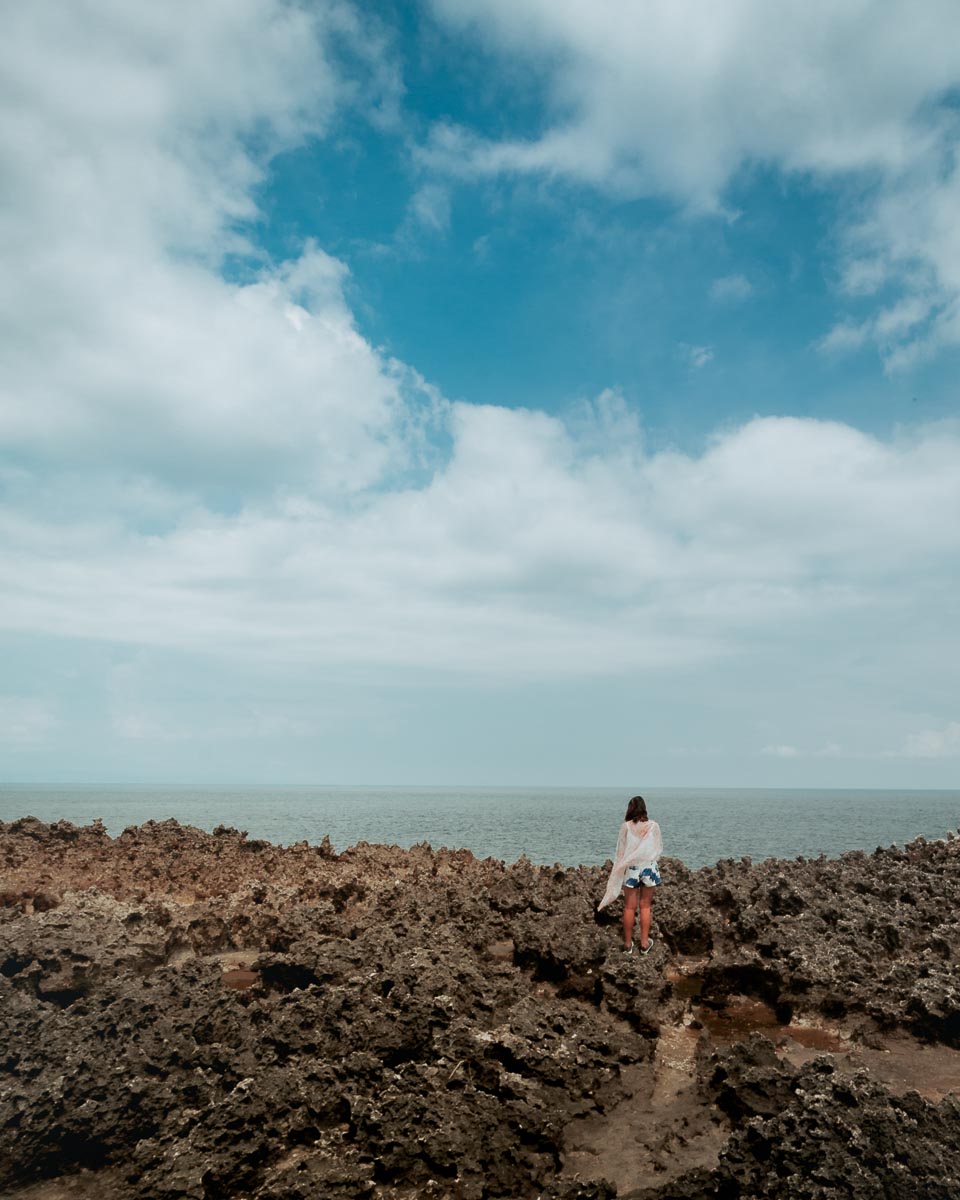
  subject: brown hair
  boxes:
[625,795,648,823]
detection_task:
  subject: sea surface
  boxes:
[1,785,958,871]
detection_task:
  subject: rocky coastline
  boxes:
[2,817,959,1199]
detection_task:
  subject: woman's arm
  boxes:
[614,821,627,861]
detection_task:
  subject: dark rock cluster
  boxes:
[1,817,959,1198]
[630,1035,960,1199]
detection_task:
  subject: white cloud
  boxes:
[685,345,714,370]
[425,0,960,358]
[761,745,800,759]
[375,182,454,258]
[709,274,753,303]
[0,0,426,505]
[841,258,888,297]
[409,183,452,235]
[902,723,960,759]
[817,321,869,356]
[3,411,959,684]
[427,1,960,203]
[817,289,944,367]
[0,697,57,745]
[107,657,318,743]
[834,156,960,367]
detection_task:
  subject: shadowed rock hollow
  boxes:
[1,817,959,1198]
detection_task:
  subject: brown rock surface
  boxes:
[1,817,959,1198]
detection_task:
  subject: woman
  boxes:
[598,794,662,954]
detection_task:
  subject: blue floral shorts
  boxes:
[624,862,661,889]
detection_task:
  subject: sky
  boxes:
[1,0,959,788]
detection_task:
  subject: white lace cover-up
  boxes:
[599,819,663,910]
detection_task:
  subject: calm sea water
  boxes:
[0,785,957,870]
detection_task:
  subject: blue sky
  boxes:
[262,40,957,442]
[1,0,959,786]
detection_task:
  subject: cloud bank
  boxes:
[5,399,959,678]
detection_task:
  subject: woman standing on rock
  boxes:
[599,795,662,954]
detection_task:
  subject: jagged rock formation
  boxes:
[1,817,959,1198]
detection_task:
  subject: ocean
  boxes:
[0,785,957,871]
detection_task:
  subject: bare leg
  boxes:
[622,887,639,948]
[638,887,654,949]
